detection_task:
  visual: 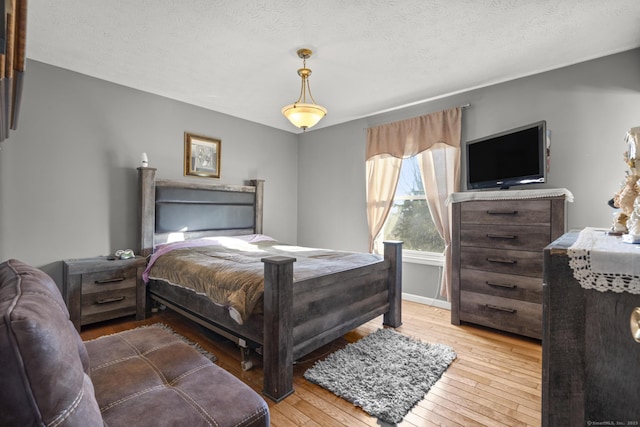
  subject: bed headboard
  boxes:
[137,167,264,257]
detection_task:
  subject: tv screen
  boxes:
[466,121,546,190]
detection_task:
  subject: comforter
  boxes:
[144,235,382,324]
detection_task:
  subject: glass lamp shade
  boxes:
[281,103,327,130]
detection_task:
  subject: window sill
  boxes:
[401,250,444,266]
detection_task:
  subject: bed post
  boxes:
[383,240,403,328]
[137,167,157,258]
[250,179,264,234]
[261,255,296,402]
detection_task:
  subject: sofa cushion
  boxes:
[0,259,103,427]
[85,324,270,427]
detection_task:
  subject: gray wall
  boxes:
[1,49,639,302]
[0,60,299,283]
[298,48,640,302]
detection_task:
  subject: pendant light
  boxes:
[281,48,327,131]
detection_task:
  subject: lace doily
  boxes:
[567,227,640,295]
[446,188,574,205]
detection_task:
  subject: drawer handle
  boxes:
[486,210,518,215]
[95,277,126,284]
[486,281,517,289]
[96,296,125,304]
[486,233,517,240]
[486,304,517,313]
[486,258,517,265]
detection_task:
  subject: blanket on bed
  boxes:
[144,235,382,324]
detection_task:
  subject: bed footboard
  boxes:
[260,240,402,402]
[261,256,296,402]
[383,240,402,328]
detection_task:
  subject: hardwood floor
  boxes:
[80,301,542,426]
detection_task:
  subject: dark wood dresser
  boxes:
[543,230,640,426]
[63,256,146,331]
[450,190,568,339]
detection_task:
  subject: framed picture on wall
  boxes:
[184,132,221,178]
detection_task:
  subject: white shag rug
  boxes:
[304,328,456,425]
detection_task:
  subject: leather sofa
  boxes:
[0,259,270,427]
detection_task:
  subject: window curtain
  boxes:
[417,144,460,301]
[365,107,462,300]
[365,155,402,254]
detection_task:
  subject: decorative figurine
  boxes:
[611,127,640,233]
[627,197,640,236]
[613,174,640,217]
[612,211,628,234]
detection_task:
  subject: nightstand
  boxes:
[62,256,147,331]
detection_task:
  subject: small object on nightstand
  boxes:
[62,256,147,332]
[114,249,134,259]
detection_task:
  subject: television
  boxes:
[465,121,546,190]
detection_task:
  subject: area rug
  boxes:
[304,328,456,424]
[87,323,216,362]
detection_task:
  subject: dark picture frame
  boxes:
[184,132,221,178]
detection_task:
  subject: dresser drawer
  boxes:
[460,246,542,277]
[459,291,542,339]
[460,199,551,226]
[460,223,550,251]
[460,268,542,303]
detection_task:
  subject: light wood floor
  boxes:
[80,301,542,427]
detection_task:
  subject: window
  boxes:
[377,156,445,262]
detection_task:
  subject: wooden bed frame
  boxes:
[137,167,402,402]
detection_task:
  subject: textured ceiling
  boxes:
[27,0,640,133]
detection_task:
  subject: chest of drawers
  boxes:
[451,194,566,339]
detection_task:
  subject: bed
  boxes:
[137,167,402,401]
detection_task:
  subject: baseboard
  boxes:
[401,292,451,310]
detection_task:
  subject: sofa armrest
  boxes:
[0,259,103,427]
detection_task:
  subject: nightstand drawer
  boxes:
[81,285,137,325]
[81,268,138,294]
[460,199,551,226]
